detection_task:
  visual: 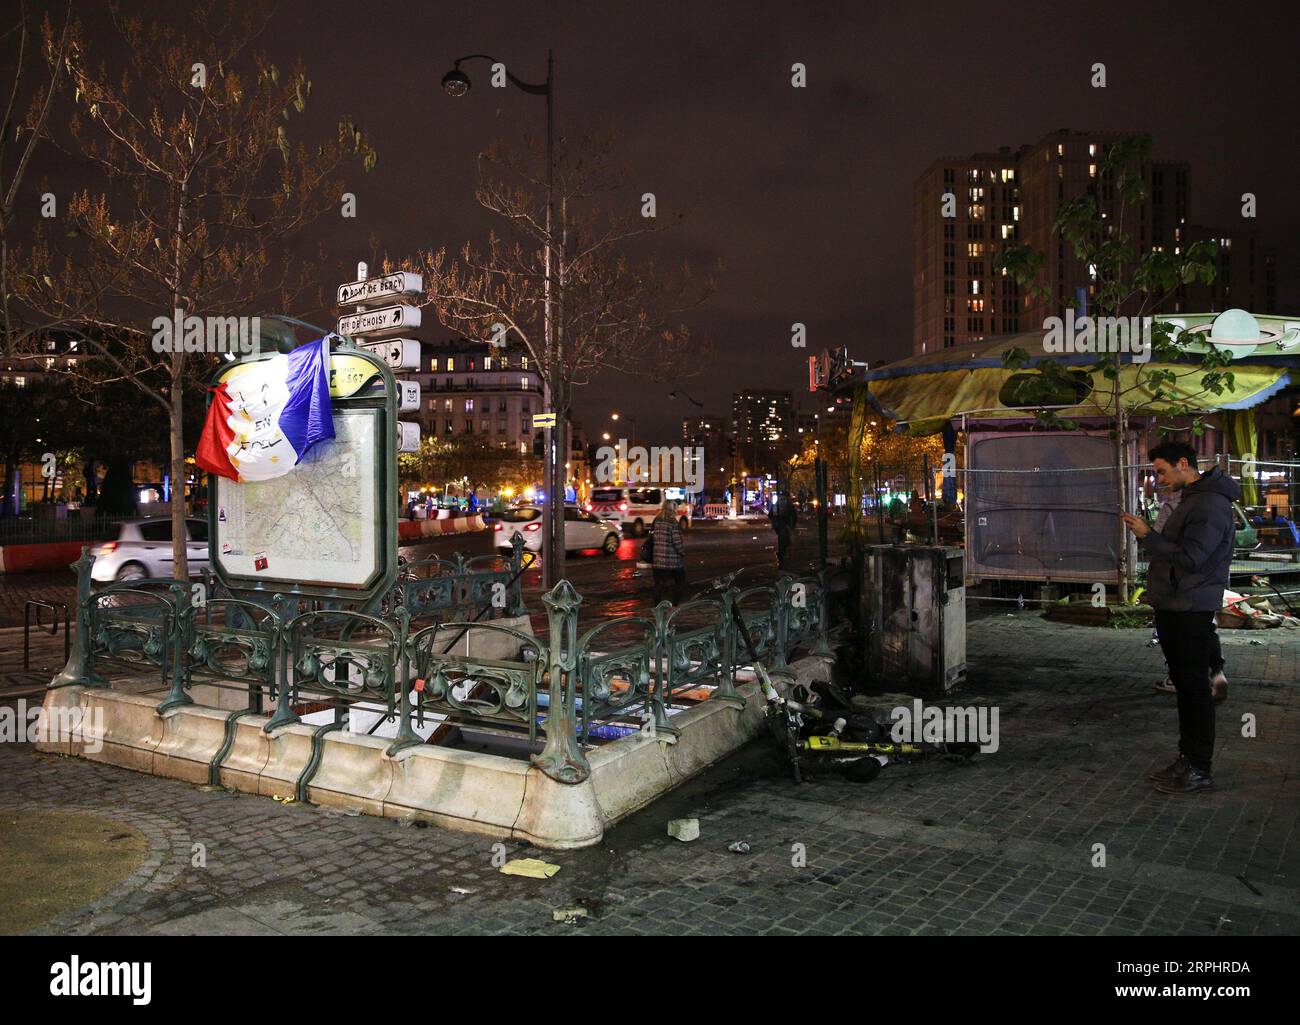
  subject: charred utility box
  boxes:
[868,545,966,695]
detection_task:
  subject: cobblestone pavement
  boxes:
[1,610,1296,936]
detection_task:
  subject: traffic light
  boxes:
[727,439,736,458]
[532,430,545,458]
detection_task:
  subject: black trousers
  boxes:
[652,568,685,606]
[775,529,792,568]
[1157,621,1224,674]
[1153,610,1217,772]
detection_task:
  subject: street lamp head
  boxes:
[441,67,472,96]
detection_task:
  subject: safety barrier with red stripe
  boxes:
[0,541,87,575]
[397,513,487,542]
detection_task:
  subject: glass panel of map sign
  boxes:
[213,409,379,588]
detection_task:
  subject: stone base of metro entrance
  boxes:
[36,656,834,848]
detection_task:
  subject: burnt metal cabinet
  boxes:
[868,545,966,695]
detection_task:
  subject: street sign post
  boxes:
[338,304,422,339]
[397,421,421,453]
[532,412,557,428]
[337,271,423,308]
[359,337,421,371]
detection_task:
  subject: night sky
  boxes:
[18,0,1300,441]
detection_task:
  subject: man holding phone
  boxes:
[1120,441,1240,795]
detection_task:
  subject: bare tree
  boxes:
[0,2,83,365]
[407,127,713,581]
[11,0,375,577]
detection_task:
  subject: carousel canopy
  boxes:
[856,311,1298,435]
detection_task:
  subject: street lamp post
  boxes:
[443,51,563,586]
[610,412,637,482]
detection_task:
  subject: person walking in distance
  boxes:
[650,500,686,606]
[1121,442,1240,795]
[769,488,798,569]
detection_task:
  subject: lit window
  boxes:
[446,357,455,372]
[484,356,492,370]
[1089,163,1097,178]
[520,376,528,389]
[1089,143,1096,157]
[521,356,529,370]
[431,357,440,372]
[1057,143,1065,157]
[465,399,474,413]
[14,377,25,388]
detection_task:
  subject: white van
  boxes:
[587,487,691,536]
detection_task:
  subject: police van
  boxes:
[587,486,692,536]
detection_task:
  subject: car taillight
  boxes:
[494,523,503,531]
[619,502,628,512]
[94,542,117,555]
[524,522,541,532]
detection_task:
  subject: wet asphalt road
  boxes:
[0,520,843,630]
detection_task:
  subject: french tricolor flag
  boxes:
[195,337,335,483]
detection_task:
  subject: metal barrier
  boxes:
[23,600,69,669]
[51,545,832,786]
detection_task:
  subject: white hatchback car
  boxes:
[90,517,211,583]
[494,504,623,556]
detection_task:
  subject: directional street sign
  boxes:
[397,420,421,453]
[397,380,420,412]
[532,412,557,428]
[338,304,421,339]
[360,337,422,371]
[337,271,423,308]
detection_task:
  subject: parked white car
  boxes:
[494,504,623,556]
[587,487,691,536]
[90,517,210,583]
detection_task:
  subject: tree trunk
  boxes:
[169,373,188,580]
[169,179,189,581]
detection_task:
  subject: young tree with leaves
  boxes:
[996,135,1224,596]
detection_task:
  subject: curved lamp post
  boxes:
[443,51,562,585]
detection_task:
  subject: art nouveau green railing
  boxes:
[55,547,832,785]
[399,619,547,753]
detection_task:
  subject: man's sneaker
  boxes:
[1211,671,1228,703]
[1154,766,1214,795]
[1153,678,1176,694]
[1148,754,1188,784]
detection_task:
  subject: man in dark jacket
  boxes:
[769,489,798,569]
[1121,441,1240,795]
